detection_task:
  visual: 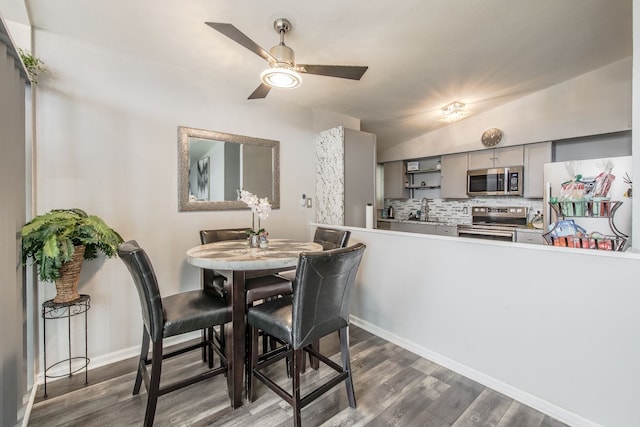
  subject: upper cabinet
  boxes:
[383,160,409,199]
[383,142,550,200]
[523,142,552,198]
[468,145,524,169]
[440,152,469,199]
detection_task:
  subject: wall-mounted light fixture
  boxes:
[441,101,467,122]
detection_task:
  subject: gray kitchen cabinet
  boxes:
[390,222,436,234]
[435,224,457,236]
[516,229,545,245]
[468,145,524,169]
[383,161,410,199]
[376,220,391,230]
[523,141,552,198]
[440,152,469,199]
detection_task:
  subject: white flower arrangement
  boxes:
[239,189,271,235]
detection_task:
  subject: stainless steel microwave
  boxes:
[467,166,523,196]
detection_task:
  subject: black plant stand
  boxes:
[42,294,90,398]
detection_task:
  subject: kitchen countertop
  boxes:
[377,217,459,226]
[378,217,545,233]
[515,227,544,234]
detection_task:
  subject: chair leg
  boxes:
[248,325,261,402]
[301,338,321,372]
[292,348,303,427]
[339,327,356,408]
[219,324,225,350]
[201,328,207,362]
[144,339,163,427]
[269,336,278,351]
[133,328,150,395]
[207,326,214,369]
[310,338,320,369]
[224,324,233,397]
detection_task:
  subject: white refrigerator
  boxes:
[543,156,632,249]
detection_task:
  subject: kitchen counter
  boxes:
[379,217,545,232]
[379,218,545,244]
[377,217,460,226]
[377,217,458,237]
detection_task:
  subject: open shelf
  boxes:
[406,185,441,190]
[406,168,440,174]
[549,200,617,218]
[543,200,628,251]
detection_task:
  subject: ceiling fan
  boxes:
[205,18,368,99]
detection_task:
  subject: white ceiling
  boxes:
[3,0,633,150]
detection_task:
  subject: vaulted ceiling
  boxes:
[2,0,633,150]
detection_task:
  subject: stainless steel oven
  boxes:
[467,166,523,196]
[457,225,518,241]
[457,206,527,242]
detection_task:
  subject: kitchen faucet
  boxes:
[420,198,429,221]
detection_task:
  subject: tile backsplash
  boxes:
[383,198,544,225]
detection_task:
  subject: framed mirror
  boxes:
[178,126,280,211]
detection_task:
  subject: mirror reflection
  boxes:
[178,126,280,211]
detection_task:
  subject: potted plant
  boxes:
[21,208,123,303]
[18,48,46,84]
[238,189,272,247]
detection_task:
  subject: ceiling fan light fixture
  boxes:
[441,101,467,122]
[260,67,302,89]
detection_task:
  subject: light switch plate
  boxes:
[305,198,312,208]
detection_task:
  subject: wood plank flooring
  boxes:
[29,326,569,426]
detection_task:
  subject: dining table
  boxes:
[186,238,323,408]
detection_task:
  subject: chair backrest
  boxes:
[200,228,248,244]
[291,243,366,349]
[313,227,351,250]
[199,228,249,298]
[117,240,164,342]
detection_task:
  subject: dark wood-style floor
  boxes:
[29,326,568,426]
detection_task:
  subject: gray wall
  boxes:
[0,20,29,427]
[242,144,272,201]
[553,130,632,161]
[344,128,376,227]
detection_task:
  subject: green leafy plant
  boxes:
[21,208,123,282]
[18,48,46,84]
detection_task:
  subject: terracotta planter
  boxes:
[53,245,85,303]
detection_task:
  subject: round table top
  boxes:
[186,238,323,271]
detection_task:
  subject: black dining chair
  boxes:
[199,228,292,302]
[200,228,248,299]
[275,227,351,370]
[247,243,366,427]
[199,228,247,362]
[199,228,291,357]
[118,240,231,427]
[246,227,352,368]
[277,227,351,282]
[313,226,352,250]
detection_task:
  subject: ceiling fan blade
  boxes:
[205,22,275,63]
[297,65,368,80]
[248,83,271,100]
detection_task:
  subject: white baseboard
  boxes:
[350,316,601,427]
[36,332,199,384]
[20,385,38,427]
